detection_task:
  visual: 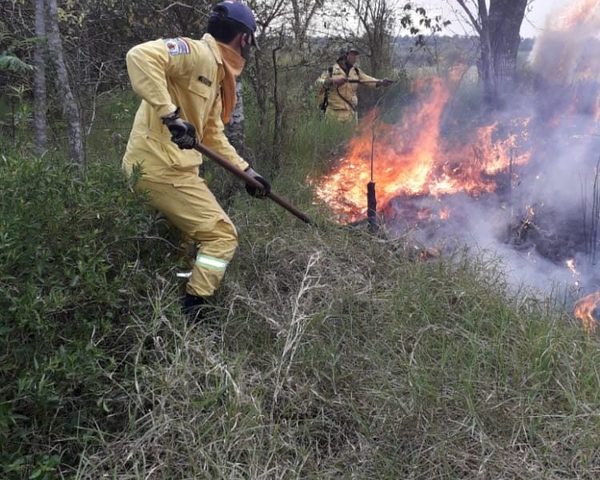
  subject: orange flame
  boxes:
[315,0,598,224]
[552,0,600,31]
[313,77,531,222]
[574,291,600,333]
[566,258,581,288]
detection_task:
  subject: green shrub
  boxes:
[0,153,174,479]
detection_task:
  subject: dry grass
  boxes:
[72,213,600,479]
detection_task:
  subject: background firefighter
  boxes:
[122,1,270,315]
[316,46,394,123]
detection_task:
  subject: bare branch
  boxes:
[157,2,194,13]
[454,0,483,35]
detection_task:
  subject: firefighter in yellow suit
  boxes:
[123,1,269,314]
[316,47,394,123]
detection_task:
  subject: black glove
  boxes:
[162,110,197,149]
[244,167,271,198]
[377,79,394,87]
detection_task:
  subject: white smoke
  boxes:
[391,0,600,299]
[530,0,600,85]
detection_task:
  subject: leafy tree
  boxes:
[0,20,34,145]
[0,53,31,73]
[0,18,33,74]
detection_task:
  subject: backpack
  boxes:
[317,66,334,113]
[317,65,360,113]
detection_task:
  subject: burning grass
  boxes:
[312,77,532,224]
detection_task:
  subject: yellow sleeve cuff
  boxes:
[156,104,177,119]
[237,158,250,171]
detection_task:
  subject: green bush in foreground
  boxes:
[0,153,174,479]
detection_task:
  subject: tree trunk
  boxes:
[45,0,84,167]
[33,0,48,156]
[290,0,324,51]
[272,46,283,172]
[290,0,306,49]
[488,0,528,97]
[456,0,528,108]
[479,12,497,107]
[250,48,269,130]
[225,80,245,151]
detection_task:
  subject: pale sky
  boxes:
[419,0,574,38]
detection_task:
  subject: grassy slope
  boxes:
[3,96,600,479]
[81,106,600,479]
[80,218,600,479]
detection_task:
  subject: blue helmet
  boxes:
[211,1,258,45]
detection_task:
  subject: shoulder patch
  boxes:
[163,38,190,56]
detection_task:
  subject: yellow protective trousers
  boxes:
[136,177,237,297]
[325,108,358,124]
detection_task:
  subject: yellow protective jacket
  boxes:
[123,34,248,185]
[316,62,380,114]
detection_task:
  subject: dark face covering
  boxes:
[241,42,252,60]
[241,34,253,60]
[346,53,358,66]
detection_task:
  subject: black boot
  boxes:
[182,293,207,319]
